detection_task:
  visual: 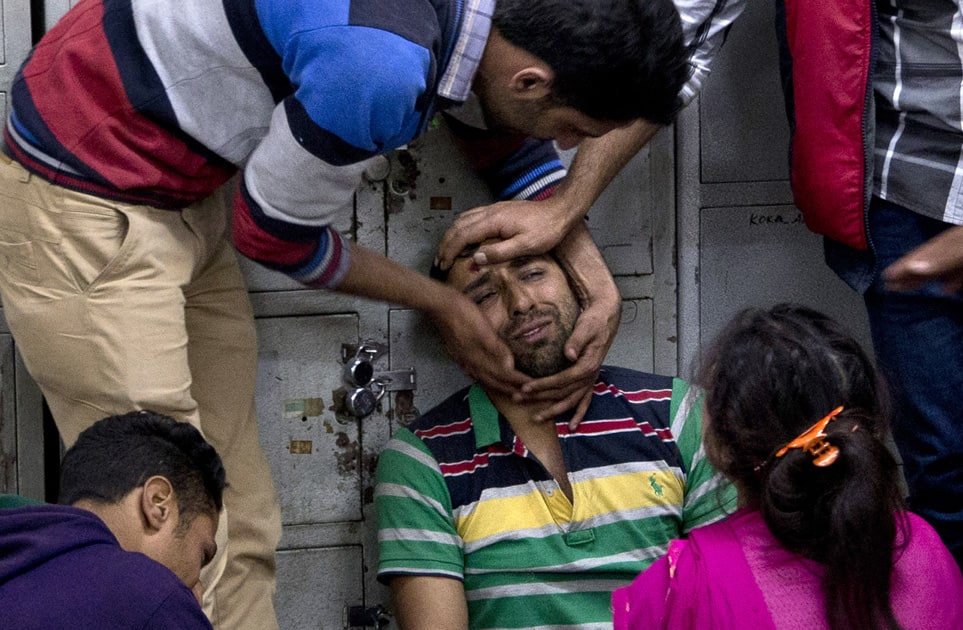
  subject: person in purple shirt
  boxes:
[0,410,224,629]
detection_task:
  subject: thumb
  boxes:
[563,318,594,362]
[473,238,526,267]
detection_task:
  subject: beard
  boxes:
[505,302,578,378]
[472,79,551,137]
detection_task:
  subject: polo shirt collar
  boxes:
[436,0,494,102]
[468,383,506,449]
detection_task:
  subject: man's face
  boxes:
[479,95,623,151]
[470,28,628,150]
[153,509,218,592]
[449,253,579,377]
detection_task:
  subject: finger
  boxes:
[531,388,590,423]
[567,390,593,431]
[882,226,963,289]
[883,258,942,292]
[520,362,596,396]
[882,274,923,292]
[473,236,544,266]
[481,375,530,398]
[437,208,506,269]
[518,379,591,406]
[882,256,928,279]
[562,318,598,362]
[477,359,530,395]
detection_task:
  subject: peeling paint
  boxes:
[393,390,420,426]
[362,451,379,476]
[429,196,452,210]
[388,149,421,213]
[334,431,359,475]
[288,440,313,454]
[330,388,355,424]
[283,397,324,420]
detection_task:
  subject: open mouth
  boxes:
[510,317,554,343]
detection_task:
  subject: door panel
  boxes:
[256,314,363,525]
[275,546,364,630]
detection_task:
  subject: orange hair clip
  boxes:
[774,406,844,467]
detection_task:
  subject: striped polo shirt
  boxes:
[375,366,735,629]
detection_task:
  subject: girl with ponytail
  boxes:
[613,304,962,629]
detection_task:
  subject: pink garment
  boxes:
[612,508,963,630]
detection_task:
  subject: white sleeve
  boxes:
[674,0,748,106]
[243,102,369,228]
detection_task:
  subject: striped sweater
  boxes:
[3,0,564,288]
[376,366,735,629]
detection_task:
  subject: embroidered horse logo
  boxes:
[649,474,663,496]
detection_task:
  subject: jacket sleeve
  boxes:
[674,0,748,106]
[231,24,433,288]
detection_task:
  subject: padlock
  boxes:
[343,354,374,387]
[345,387,377,417]
[344,379,386,418]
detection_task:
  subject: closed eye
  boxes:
[471,290,496,305]
[203,544,217,567]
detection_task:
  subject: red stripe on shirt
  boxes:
[415,417,474,440]
[232,189,315,266]
[22,0,231,197]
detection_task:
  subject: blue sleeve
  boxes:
[283,25,432,156]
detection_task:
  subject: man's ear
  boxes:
[509,67,553,100]
[140,475,176,531]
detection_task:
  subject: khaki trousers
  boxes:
[0,157,281,630]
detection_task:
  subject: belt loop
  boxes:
[0,154,31,183]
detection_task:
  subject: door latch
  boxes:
[345,604,392,628]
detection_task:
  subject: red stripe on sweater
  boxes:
[23,0,231,197]
[232,188,315,266]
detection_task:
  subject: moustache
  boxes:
[505,307,559,340]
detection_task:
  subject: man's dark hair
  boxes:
[58,410,227,524]
[492,0,689,124]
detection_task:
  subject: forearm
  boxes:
[390,576,469,630]
[554,119,662,225]
[334,242,456,316]
[554,221,621,308]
